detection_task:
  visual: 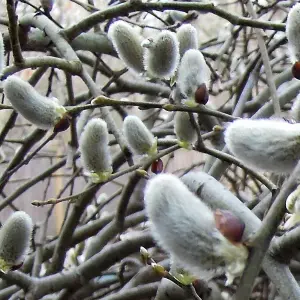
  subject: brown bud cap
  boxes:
[10,262,23,271]
[292,61,300,80]
[151,158,163,174]
[214,209,245,243]
[195,83,209,105]
[53,114,71,133]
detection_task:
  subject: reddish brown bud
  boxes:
[53,114,71,133]
[214,209,245,243]
[194,83,209,105]
[10,262,23,271]
[292,62,300,80]
[151,158,163,174]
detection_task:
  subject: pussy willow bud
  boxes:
[177,24,198,57]
[284,187,300,229]
[174,112,197,148]
[225,118,300,174]
[169,11,187,22]
[286,4,300,64]
[144,30,179,79]
[177,49,210,107]
[40,0,54,12]
[123,115,157,156]
[0,33,4,74]
[108,21,144,74]
[79,118,112,183]
[4,75,67,130]
[76,109,93,138]
[144,173,248,286]
[0,211,33,273]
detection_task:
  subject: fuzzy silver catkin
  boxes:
[144,173,248,285]
[0,211,33,272]
[123,115,157,156]
[286,4,300,63]
[4,75,66,130]
[0,33,4,74]
[177,24,198,57]
[108,21,144,74]
[144,30,180,79]
[177,49,210,105]
[225,118,300,173]
[174,112,197,146]
[79,118,112,181]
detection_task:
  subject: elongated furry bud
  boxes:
[123,115,157,156]
[79,118,112,182]
[177,24,198,57]
[0,211,33,273]
[4,75,67,130]
[286,4,300,64]
[0,33,4,74]
[108,21,144,74]
[177,49,210,106]
[174,112,197,148]
[144,30,179,79]
[225,118,300,173]
[144,173,248,285]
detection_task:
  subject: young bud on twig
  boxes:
[108,21,144,74]
[0,211,33,273]
[177,49,210,106]
[177,24,198,57]
[144,173,248,286]
[284,187,300,229]
[3,75,68,130]
[79,118,112,183]
[174,112,197,148]
[286,4,300,64]
[225,118,300,173]
[123,115,157,156]
[0,33,4,74]
[143,30,180,79]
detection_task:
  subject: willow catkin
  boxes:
[177,24,198,57]
[144,30,180,79]
[225,118,300,173]
[144,173,248,285]
[79,118,112,182]
[3,75,67,130]
[0,211,33,273]
[108,21,144,74]
[174,112,197,147]
[123,115,157,156]
[177,49,210,106]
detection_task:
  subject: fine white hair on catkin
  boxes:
[286,3,300,63]
[3,75,66,130]
[177,24,198,57]
[108,21,144,74]
[174,112,197,145]
[144,173,248,285]
[225,118,300,173]
[0,211,33,271]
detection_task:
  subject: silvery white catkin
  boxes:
[144,30,180,79]
[174,112,197,146]
[177,49,210,105]
[108,21,144,74]
[286,4,300,63]
[4,75,67,130]
[0,33,4,74]
[79,118,112,181]
[0,211,33,272]
[144,173,248,285]
[76,108,93,138]
[123,115,157,156]
[225,118,300,173]
[176,24,198,57]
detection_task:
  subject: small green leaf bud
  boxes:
[123,115,157,156]
[144,30,180,79]
[108,21,144,74]
[3,75,67,130]
[0,211,33,273]
[79,118,112,183]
